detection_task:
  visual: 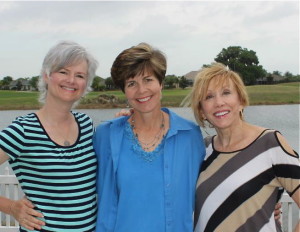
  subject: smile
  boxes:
[214,111,229,117]
[62,86,76,91]
[136,96,151,103]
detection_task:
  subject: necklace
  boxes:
[130,112,165,151]
[64,140,71,146]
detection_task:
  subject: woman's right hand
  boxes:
[10,197,45,230]
[115,108,134,118]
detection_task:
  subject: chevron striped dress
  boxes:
[194,129,300,232]
[0,112,97,232]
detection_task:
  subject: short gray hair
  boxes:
[38,40,98,105]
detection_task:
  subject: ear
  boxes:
[43,73,50,84]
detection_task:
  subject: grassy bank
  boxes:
[0,82,299,110]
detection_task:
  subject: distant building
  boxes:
[256,74,286,84]
[184,70,200,86]
[9,79,34,91]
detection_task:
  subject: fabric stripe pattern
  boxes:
[194,129,300,232]
[0,112,97,232]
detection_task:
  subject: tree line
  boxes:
[1,46,299,91]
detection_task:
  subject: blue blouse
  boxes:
[93,108,205,232]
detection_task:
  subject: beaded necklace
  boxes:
[130,112,165,152]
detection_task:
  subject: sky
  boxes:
[0,0,299,80]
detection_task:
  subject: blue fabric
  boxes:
[93,108,205,232]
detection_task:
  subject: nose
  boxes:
[137,83,146,93]
[215,95,224,107]
[67,73,75,83]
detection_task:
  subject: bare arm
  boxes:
[0,148,45,230]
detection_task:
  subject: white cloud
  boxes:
[0,1,298,79]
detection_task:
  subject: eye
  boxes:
[145,77,153,82]
[59,70,68,75]
[76,74,86,79]
[126,81,136,88]
[205,94,214,100]
[223,90,231,95]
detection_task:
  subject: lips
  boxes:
[136,96,151,103]
[214,110,229,117]
[62,86,76,91]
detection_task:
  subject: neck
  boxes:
[131,109,164,130]
[214,121,249,149]
[38,104,72,126]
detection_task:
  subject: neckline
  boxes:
[34,111,80,147]
[211,129,271,153]
[124,121,166,162]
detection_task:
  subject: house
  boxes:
[184,70,200,86]
[256,74,286,84]
[9,79,34,91]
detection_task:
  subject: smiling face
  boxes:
[200,76,244,130]
[45,60,88,104]
[124,71,162,114]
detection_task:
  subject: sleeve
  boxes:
[272,131,300,196]
[0,121,25,161]
[93,122,118,231]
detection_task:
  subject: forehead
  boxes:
[207,75,235,89]
[126,70,153,81]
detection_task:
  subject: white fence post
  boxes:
[0,166,19,231]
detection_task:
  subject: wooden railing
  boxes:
[0,167,299,232]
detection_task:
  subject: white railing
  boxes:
[0,168,299,232]
[0,167,20,231]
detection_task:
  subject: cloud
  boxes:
[0,1,298,79]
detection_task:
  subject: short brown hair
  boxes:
[110,43,167,92]
[191,62,249,127]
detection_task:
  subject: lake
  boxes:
[1,105,299,150]
[1,105,299,173]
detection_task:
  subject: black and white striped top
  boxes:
[0,112,97,232]
[194,129,300,232]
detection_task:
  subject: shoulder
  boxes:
[258,129,298,157]
[95,116,129,132]
[3,113,37,130]
[165,108,199,129]
[72,111,91,121]
[274,131,298,157]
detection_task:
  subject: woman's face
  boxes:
[200,77,243,130]
[45,60,88,104]
[124,71,162,114]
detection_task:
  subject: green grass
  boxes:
[0,82,298,110]
[247,82,299,105]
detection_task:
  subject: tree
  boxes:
[272,71,282,76]
[266,73,274,84]
[2,76,13,86]
[16,79,23,91]
[30,76,39,90]
[92,76,105,91]
[179,76,189,89]
[215,46,266,85]
[164,75,178,89]
[104,77,116,90]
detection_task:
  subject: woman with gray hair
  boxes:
[0,40,98,231]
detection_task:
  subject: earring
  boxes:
[126,100,130,108]
[240,109,244,120]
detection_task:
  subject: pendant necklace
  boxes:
[63,140,71,146]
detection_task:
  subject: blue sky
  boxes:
[0,0,299,79]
